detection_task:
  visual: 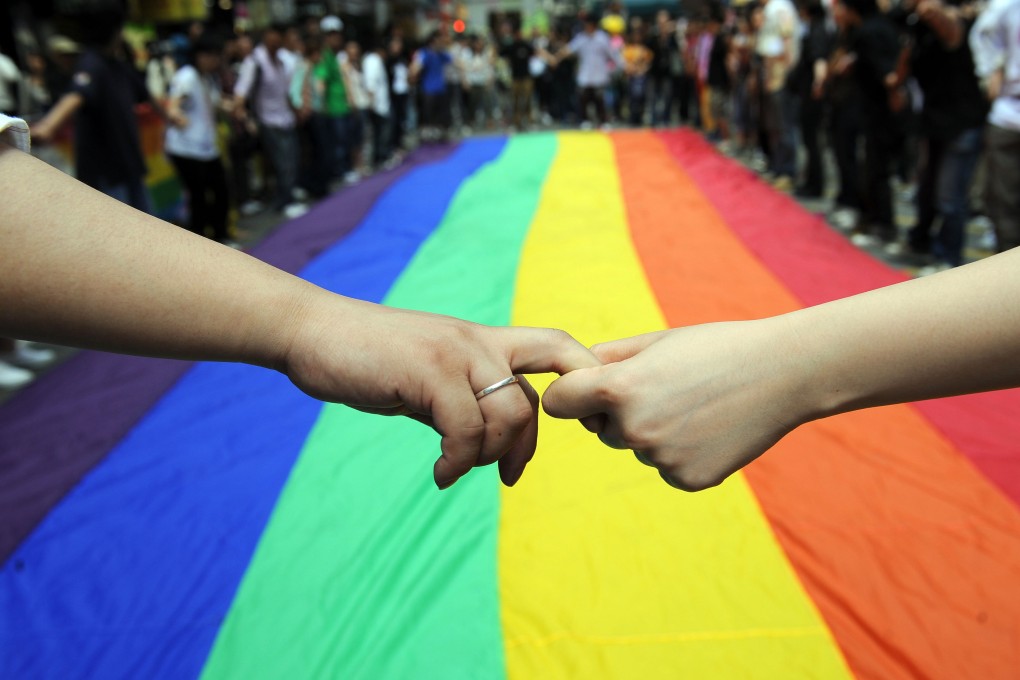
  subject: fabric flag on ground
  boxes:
[2,130,1019,680]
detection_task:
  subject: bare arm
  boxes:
[545,250,1020,491]
[0,144,599,489]
[29,92,83,143]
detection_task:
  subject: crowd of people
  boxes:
[1,0,1018,390]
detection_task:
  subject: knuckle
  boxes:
[666,464,727,493]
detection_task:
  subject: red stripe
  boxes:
[656,128,1020,506]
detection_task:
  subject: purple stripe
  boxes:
[0,144,457,565]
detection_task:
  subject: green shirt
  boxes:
[315,49,349,116]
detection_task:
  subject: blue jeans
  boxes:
[98,177,151,214]
[910,127,983,266]
[259,124,299,210]
[764,89,798,178]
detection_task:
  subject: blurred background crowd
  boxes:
[0,0,1017,390]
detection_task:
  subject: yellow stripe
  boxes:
[502,132,853,679]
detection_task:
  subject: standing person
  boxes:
[548,29,576,123]
[224,33,261,216]
[411,31,452,142]
[289,34,331,200]
[680,19,703,125]
[706,8,733,143]
[165,33,232,244]
[386,35,411,154]
[841,0,905,245]
[361,37,392,169]
[320,16,352,184]
[460,34,496,130]
[757,0,801,191]
[827,1,865,230]
[622,27,653,126]
[557,14,623,128]
[971,0,1020,254]
[341,41,369,178]
[31,6,156,213]
[234,24,305,219]
[896,0,987,272]
[793,0,834,198]
[500,23,536,130]
[647,10,681,127]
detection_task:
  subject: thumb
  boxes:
[497,327,602,375]
[542,366,609,420]
[591,330,667,364]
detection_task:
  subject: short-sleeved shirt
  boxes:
[70,49,149,188]
[707,33,731,90]
[0,54,20,114]
[568,30,620,88]
[234,45,297,128]
[906,15,987,138]
[417,48,451,96]
[165,65,220,160]
[0,113,29,151]
[315,49,349,117]
[501,39,535,80]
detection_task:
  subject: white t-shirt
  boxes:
[972,0,1020,130]
[391,62,409,95]
[0,53,21,113]
[165,66,221,160]
[0,113,29,151]
[362,52,391,116]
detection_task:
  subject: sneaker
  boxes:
[850,233,881,248]
[830,208,858,232]
[239,200,264,217]
[282,203,309,219]
[771,175,794,192]
[8,341,56,369]
[0,360,33,390]
[343,171,362,184]
[916,261,952,277]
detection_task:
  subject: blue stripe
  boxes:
[0,138,508,680]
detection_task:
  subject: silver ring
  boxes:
[475,375,520,400]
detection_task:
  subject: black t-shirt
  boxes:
[792,18,834,95]
[850,14,900,123]
[647,31,680,78]
[707,32,731,90]
[71,49,148,188]
[906,17,988,138]
[501,39,534,80]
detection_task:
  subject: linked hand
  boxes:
[282,295,601,490]
[543,320,807,491]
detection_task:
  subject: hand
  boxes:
[543,319,809,491]
[281,293,601,490]
[29,123,53,145]
[169,111,190,129]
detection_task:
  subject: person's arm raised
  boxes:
[0,143,599,489]
[544,249,1020,491]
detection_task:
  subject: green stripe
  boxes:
[201,134,558,680]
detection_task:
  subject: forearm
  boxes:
[32,92,82,138]
[783,250,1020,421]
[0,145,333,369]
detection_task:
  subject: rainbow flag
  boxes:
[3,130,1020,679]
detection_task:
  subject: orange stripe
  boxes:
[611,130,1020,679]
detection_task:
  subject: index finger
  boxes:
[494,327,602,374]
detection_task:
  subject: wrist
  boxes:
[770,308,857,425]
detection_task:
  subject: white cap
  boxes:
[320,15,344,33]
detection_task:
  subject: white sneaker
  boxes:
[850,233,880,248]
[830,208,857,232]
[916,261,952,277]
[239,201,264,217]
[0,360,34,390]
[9,341,56,369]
[283,203,309,220]
[343,171,362,184]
